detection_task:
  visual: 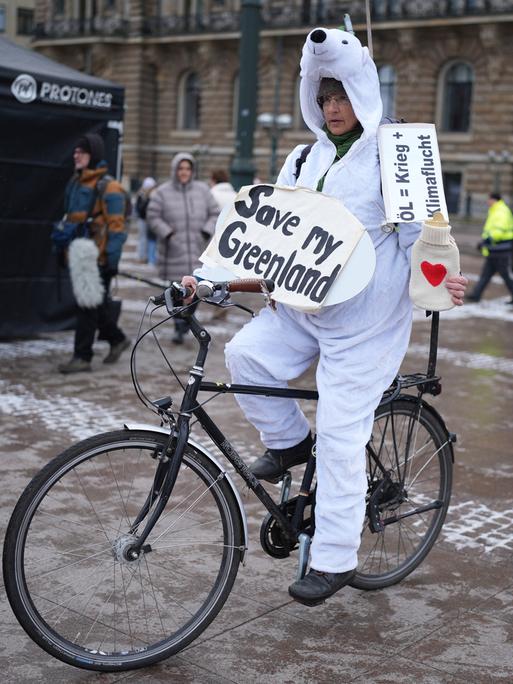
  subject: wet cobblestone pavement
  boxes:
[1,222,513,683]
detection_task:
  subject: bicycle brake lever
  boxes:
[232,302,255,317]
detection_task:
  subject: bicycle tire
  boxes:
[350,398,452,591]
[3,429,244,672]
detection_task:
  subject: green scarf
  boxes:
[316,123,363,192]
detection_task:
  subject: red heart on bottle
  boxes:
[420,261,447,286]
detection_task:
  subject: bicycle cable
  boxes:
[130,302,174,414]
[130,298,202,416]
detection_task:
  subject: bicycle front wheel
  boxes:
[3,430,243,672]
[351,398,453,590]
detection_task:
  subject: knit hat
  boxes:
[316,78,348,108]
[75,133,105,169]
[142,176,156,191]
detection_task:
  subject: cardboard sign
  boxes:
[200,184,374,312]
[378,123,448,223]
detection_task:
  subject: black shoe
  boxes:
[466,294,480,302]
[103,338,131,364]
[58,356,92,374]
[250,432,313,483]
[288,568,356,607]
[172,330,184,344]
[505,299,513,305]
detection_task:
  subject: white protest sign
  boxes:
[378,123,448,223]
[200,184,376,312]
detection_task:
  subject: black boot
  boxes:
[288,568,356,607]
[250,432,313,483]
[173,318,189,344]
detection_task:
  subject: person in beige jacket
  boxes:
[147,152,219,342]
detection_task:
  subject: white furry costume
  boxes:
[225,28,421,573]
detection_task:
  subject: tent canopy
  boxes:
[0,37,125,337]
[0,36,122,90]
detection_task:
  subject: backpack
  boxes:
[136,193,150,220]
[293,116,406,182]
[97,174,132,219]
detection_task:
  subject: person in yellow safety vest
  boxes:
[467,192,513,304]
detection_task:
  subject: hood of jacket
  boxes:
[299,27,382,145]
[170,152,196,187]
[77,165,108,184]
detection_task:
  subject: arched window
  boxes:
[177,71,201,130]
[231,73,239,131]
[292,73,308,130]
[378,64,396,118]
[440,62,473,132]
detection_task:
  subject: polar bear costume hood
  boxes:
[300,27,382,142]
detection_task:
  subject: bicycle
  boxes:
[3,278,455,672]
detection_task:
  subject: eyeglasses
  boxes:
[317,94,351,108]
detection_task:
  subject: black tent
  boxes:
[0,37,125,337]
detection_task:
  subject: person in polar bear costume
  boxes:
[184,27,467,605]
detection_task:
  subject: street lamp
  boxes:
[191,143,210,178]
[487,149,512,195]
[230,0,263,191]
[258,112,292,182]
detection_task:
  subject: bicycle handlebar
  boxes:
[151,278,275,310]
[197,278,275,299]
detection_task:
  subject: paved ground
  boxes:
[1,218,513,683]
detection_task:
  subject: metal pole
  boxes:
[269,132,277,181]
[365,0,373,58]
[494,168,501,195]
[230,0,262,191]
[270,36,283,183]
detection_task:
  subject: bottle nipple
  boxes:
[424,211,449,228]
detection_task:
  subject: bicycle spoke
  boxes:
[5,433,241,669]
[354,401,452,588]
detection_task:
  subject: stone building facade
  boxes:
[32,1,513,216]
[1,0,36,47]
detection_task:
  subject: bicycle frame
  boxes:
[130,307,443,557]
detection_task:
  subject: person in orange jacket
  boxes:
[55,133,130,373]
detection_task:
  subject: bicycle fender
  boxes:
[395,395,456,463]
[123,423,249,561]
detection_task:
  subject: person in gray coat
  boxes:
[147,152,219,342]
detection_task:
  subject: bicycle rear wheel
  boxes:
[350,398,452,590]
[3,429,243,671]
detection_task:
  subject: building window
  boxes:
[232,73,239,131]
[0,5,6,33]
[178,71,201,130]
[443,171,462,214]
[378,64,396,118]
[292,74,308,130]
[54,0,65,14]
[441,62,473,132]
[17,8,34,36]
